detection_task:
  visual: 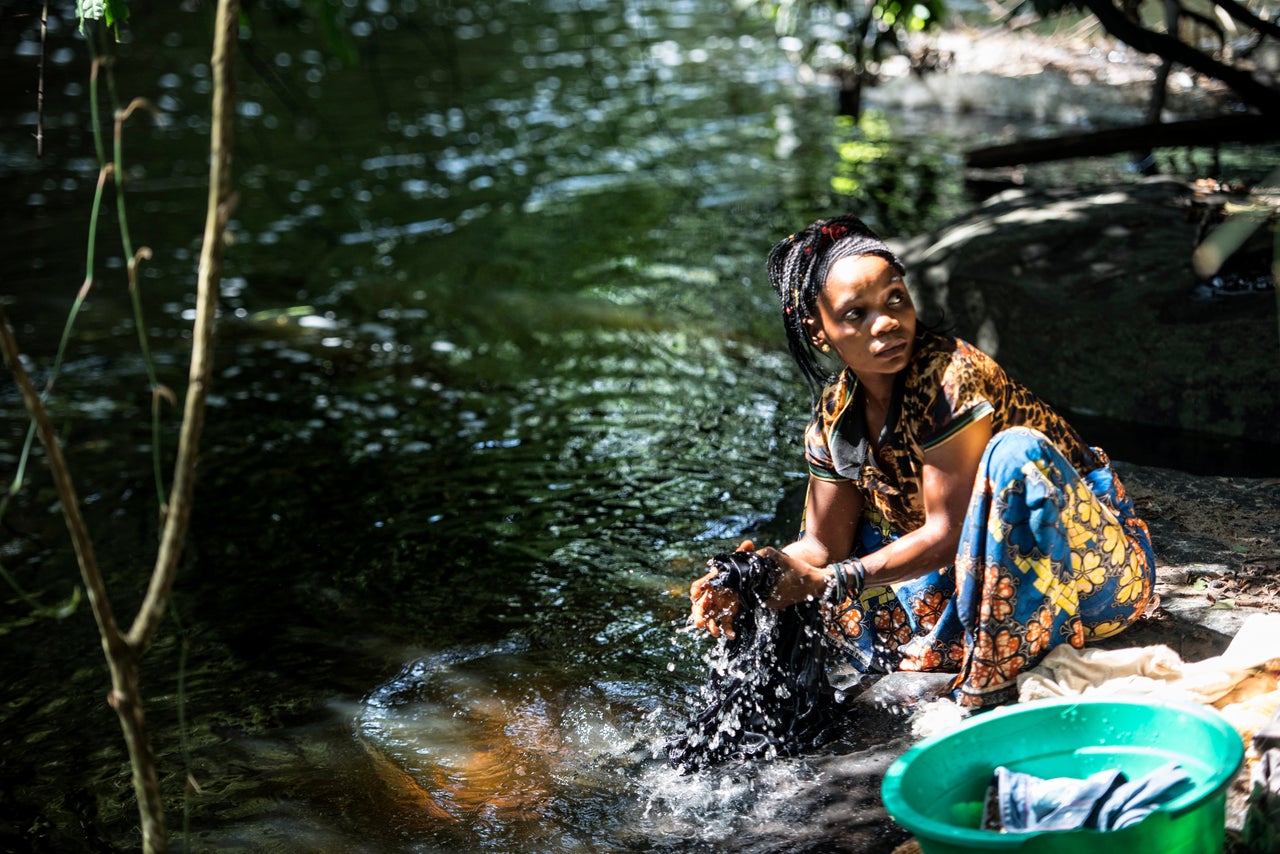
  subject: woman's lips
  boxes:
[874,339,908,359]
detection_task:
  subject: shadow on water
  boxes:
[0,0,1276,851]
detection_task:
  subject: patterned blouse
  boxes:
[804,330,1099,533]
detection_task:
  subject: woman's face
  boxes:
[809,254,916,382]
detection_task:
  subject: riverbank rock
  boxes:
[1112,461,1280,657]
[896,177,1280,446]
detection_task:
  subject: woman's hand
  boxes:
[754,546,829,609]
[689,538,834,637]
[689,540,754,639]
[689,571,739,639]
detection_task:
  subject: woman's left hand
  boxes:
[690,570,740,639]
[753,546,829,609]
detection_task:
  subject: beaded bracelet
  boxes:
[829,561,848,606]
[826,557,867,614]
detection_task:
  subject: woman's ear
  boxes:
[803,317,827,351]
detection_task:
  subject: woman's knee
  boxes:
[979,427,1065,483]
[985,426,1050,457]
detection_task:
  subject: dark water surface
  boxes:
[0,2,1271,851]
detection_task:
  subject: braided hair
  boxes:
[766,214,906,394]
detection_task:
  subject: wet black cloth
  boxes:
[665,551,841,772]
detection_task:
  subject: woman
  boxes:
[690,214,1156,708]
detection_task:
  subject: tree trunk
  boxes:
[838,12,871,117]
[1081,0,1280,116]
[965,113,1275,168]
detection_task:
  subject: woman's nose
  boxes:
[870,313,899,336]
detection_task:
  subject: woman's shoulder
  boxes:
[813,368,856,419]
[911,331,994,382]
[903,331,1007,438]
[914,331,1006,379]
[915,330,991,361]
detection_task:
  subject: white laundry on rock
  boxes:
[1016,614,1280,748]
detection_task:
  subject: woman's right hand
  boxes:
[688,539,754,640]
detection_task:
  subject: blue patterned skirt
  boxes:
[825,427,1156,708]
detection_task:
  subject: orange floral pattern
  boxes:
[911,588,947,630]
[969,627,1028,690]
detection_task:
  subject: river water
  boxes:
[0,1,1271,852]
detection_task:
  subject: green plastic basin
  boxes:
[881,697,1244,854]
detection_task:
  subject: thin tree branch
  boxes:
[1178,7,1224,49]
[128,0,240,656]
[1212,0,1280,42]
[7,3,239,849]
[37,0,47,157]
[0,306,124,655]
[2,299,169,854]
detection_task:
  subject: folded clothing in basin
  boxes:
[982,761,1194,833]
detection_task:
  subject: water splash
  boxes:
[664,551,843,772]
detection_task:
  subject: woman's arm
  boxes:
[693,415,991,627]
[765,476,864,607]
[761,415,993,607]
[863,414,992,583]
[782,476,863,566]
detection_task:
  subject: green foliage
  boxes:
[744,0,946,68]
[873,0,942,33]
[830,110,960,231]
[311,0,359,66]
[76,0,130,39]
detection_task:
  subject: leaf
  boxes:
[1211,599,1238,610]
[104,0,130,32]
[37,585,83,620]
[312,0,358,67]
